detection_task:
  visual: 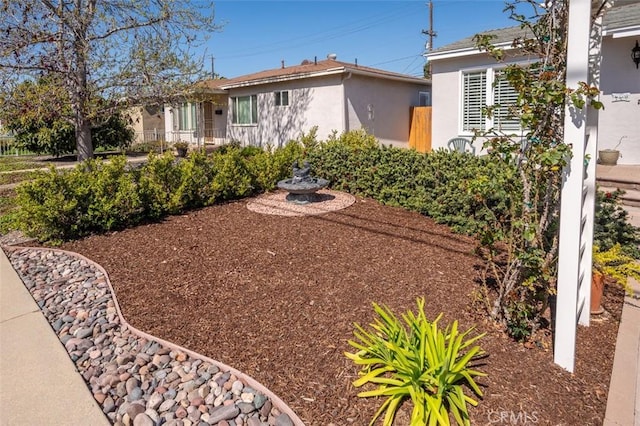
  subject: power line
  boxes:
[215,4,419,60]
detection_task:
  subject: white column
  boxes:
[554,0,591,373]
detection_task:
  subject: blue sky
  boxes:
[204,1,523,79]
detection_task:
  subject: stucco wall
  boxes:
[225,76,344,147]
[597,36,640,164]
[344,75,430,148]
[429,54,529,153]
[430,40,640,163]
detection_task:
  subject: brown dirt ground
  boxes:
[60,195,623,426]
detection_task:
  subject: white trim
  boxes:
[610,28,640,38]
[425,42,515,61]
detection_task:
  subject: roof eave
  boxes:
[346,68,430,84]
[219,66,428,89]
[425,41,516,61]
[219,68,347,89]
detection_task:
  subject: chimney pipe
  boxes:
[281,60,284,69]
[355,58,358,67]
[314,56,317,65]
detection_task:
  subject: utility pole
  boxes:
[421,1,437,79]
[422,0,437,51]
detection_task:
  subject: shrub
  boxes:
[14,157,141,241]
[210,148,253,200]
[346,298,486,426]
[244,142,303,191]
[305,135,518,236]
[171,150,217,210]
[593,244,640,294]
[136,152,184,217]
[594,188,640,259]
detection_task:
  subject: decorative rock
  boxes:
[237,402,255,414]
[231,380,244,395]
[148,392,164,410]
[209,404,240,424]
[133,413,155,426]
[159,398,177,412]
[6,249,293,426]
[103,396,116,414]
[275,414,294,426]
[126,403,146,421]
[175,406,188,419]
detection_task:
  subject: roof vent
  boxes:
[327,53,337,60]
[301,59,311,65]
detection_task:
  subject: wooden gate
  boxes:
[409,106,432,153]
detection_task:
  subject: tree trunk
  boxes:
[76,117,93,161]
[72,5,94,162]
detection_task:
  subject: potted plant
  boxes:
[598,136,626,166]
[174,141,189,157]
[591,244,640,314]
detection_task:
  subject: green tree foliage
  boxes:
[0,78,133,156]
[0,0,219,160]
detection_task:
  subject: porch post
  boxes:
[554,0,591,373]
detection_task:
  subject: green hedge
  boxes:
[14,143,302,242]
[306,131,520,235]
[12,130,522,243]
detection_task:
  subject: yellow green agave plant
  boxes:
[345,298,486,426]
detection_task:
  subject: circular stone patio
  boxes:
[246,189,355,217]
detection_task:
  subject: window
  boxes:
[232,95,258,124]
[419,92,431,106]
[492,71,520,131]
[174,103,196,131]
[462,71,487,132]
[274,91,289,106]
[461,68,519,133]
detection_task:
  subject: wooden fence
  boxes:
[409,106,432,153]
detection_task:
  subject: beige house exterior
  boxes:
[425,2,640,164]
[164,57,431,148]
[127,105,165,143]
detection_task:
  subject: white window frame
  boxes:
[231,95,258,125]
[459,66,522,135]
[274,90,289,107]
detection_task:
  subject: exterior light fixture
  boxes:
[632,40,640,69]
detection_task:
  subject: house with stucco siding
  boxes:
[424,1,640,164]
[164,57,431,149]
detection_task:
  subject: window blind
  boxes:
[462,72,486,132]
[493,72,520,131]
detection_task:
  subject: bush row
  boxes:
[307,129,520,236]
[14,143,302,242]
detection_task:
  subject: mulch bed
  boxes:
[60,196,623,425]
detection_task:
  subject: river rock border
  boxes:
[4,246,304,426]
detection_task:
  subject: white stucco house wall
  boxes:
[424,1,640,164]
[164,57,431,148]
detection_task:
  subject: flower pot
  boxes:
[598,149,620,166]
[590,272,605,315]
[176,147,188,157]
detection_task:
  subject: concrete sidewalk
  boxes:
[0,249,109,425]
[603,276,640,426]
